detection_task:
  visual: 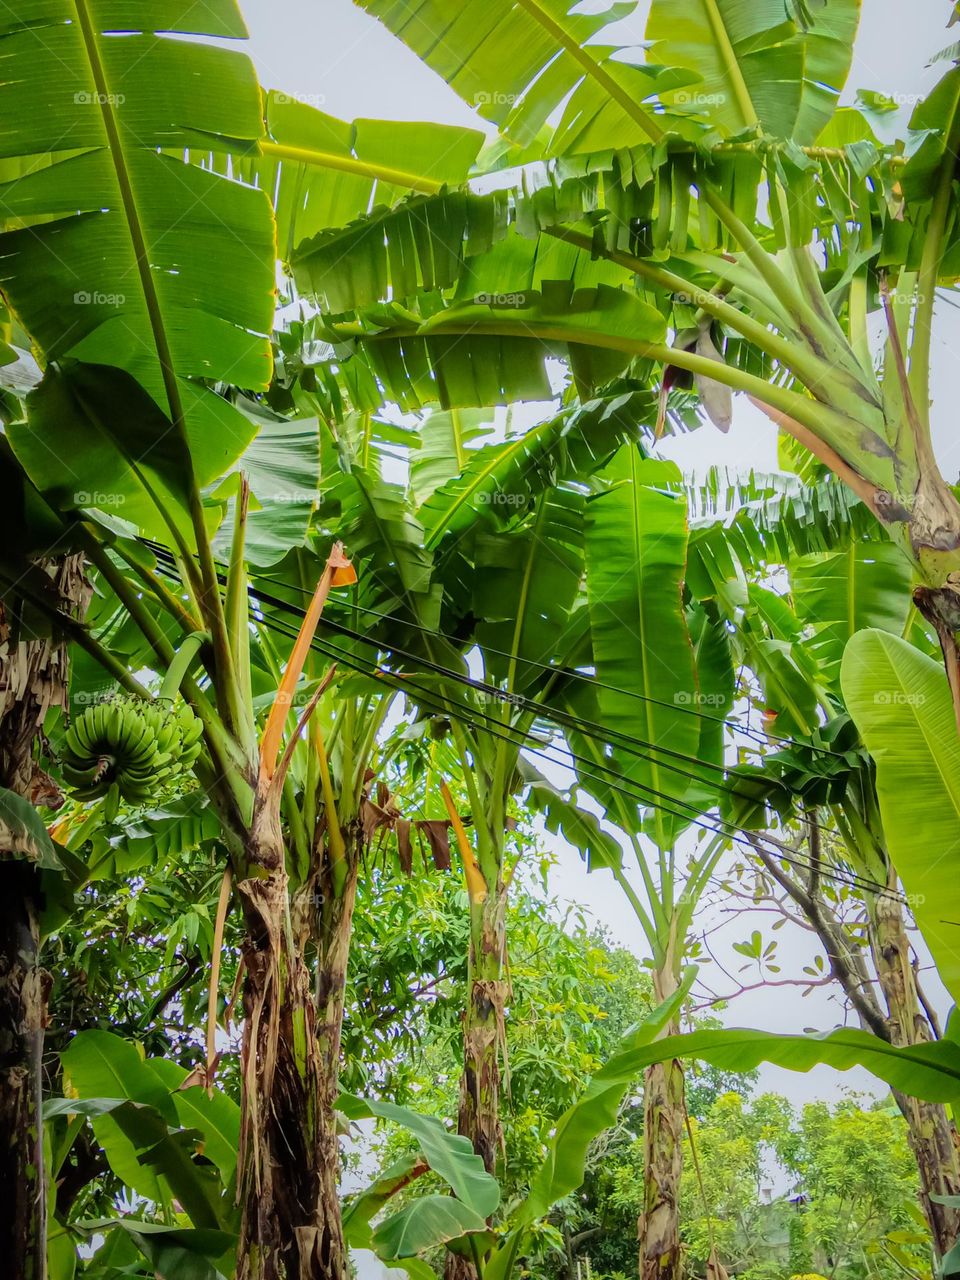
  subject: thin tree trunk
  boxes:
[638,965,685,1280]
[445,884,508,1280]
[870,878,960,1256]
[313,859,360,1276]
[0,553,86,1280]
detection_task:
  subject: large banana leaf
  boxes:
[340,1096,499,1218]
[346,278,665,410]
[211,402,321,569]
[0,1,275,518]
[583,451,700,850]
[356,0,688,154]
[410,408,496,508]
[686,471,873,613]
[58,1033,219,1217]
[419,392,652,549]
[471,489,586,697]
[341,1094,498,1260]
[791,542,914,688]
[292,189,506,314]
[842,630,960,1005]
[253,93,484,261]
[645,0,860,142]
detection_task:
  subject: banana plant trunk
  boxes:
[0,553,86,1280]
[236,842,359,1280]
[445,884,508,1280]
[870,880,960,1256]
[638,965,685,1280]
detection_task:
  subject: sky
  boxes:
[234,0,958,1111]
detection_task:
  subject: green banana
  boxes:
[60,694,204,809]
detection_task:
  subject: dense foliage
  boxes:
[2,2,960,1279]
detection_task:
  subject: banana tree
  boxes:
[545,447,733,1279]
[707,531,960,1257]
[269,390,651,1279]
[332,1,960,725]
[0,455,89,1279]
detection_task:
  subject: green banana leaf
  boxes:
[842,628,960,1005]
[646,0,861,142]
[792,542,913,688]
[583,451,700,849]
[0,1,274,524]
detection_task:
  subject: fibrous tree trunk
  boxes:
[638,965,685,1280]
[0,553,87,1280]
[444,884,508,1280]
[236,824,360,1280]
[871,878,960,1256]
[750,830,960,1262]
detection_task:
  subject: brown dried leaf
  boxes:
[417,819,451,871]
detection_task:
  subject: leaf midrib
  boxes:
[697,0,759,130]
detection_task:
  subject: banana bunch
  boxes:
[62,695,203,811]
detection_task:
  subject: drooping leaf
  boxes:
[373,1196,488,1260]
[343,1154,429,1250]
[0,1,275,522]
[78,1220,234,1280]
[647,0,860,142]
[356,0,675,153]
[842,630,960,1005]
[339,1095,500,1219]
[0,786,61,868]
[211,404,321,569]
[254,93,484,260]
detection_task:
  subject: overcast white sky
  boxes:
[236,2,959,1107]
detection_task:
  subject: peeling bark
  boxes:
[638,967,685,1280]
[0,553,87,1280]
[235,829,360,1280]
[445,885,508,1280]
[870,881,960,1257]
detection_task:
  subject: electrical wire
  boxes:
[140,545,902,903]
[197,568,903,904]
[144,543,883,892]
[287,621,906,904]
[139,536,852,762]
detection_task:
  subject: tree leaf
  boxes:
[339,1096,500,1219]
[583,450,700,850]
[372,1196,488,1260]
[0,786,61,868]
[842,629,960,1005]
[0,1,274,522]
